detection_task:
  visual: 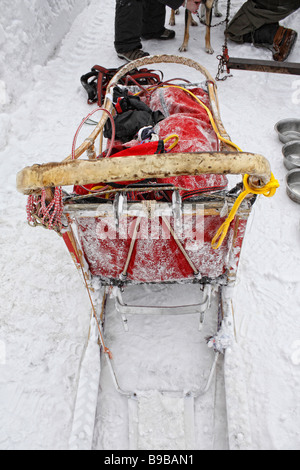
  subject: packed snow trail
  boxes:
[91,285,230,450]
[0,0,300,450]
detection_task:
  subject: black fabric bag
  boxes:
[104,86,165,142]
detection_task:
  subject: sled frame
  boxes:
[16,55,274,449]
[115,284,212,332]
[227,57,300,76]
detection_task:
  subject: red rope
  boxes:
[71,107,116,160]
[39,187,64,229]
[26,109,116,229]
[27,187,64,231]
[26,195,36,224]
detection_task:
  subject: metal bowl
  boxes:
[282,141,300,170]
[275,119,300,144]
[286,168,300,204]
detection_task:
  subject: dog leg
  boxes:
[179,9,192,52]
[214,0,222,18]
[199,3,206,24]
[191,15,198,27]
[201,1,222,21]
[205,2,214,54]
[169,9,176,26]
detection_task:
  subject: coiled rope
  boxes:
[211,172,280,249]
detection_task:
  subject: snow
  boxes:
[0,0,300,450]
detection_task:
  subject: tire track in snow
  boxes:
[8,1,113,166]
[0,1,109,450]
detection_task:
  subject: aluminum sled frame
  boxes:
[115,284,212,332]
[99,289,221,400]
[62,202,231,449]
[96,285,223,450]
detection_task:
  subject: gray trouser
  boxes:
[226,0,300,43]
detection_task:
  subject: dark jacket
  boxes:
[158,0,184,9]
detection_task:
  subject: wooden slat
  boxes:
[16,151,271,195]
[227,57,300,76]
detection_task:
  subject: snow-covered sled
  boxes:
[17,55,279,449]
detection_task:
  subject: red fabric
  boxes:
[73,141,164,195]
[149,87,218,152]
[149,87,227,196]
[72,86,246,284]
[73,86,227,197]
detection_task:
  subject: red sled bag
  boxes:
[73,138,227,200]
[148,86,228,198]
[73,140,165,196]
[75,84,227,199]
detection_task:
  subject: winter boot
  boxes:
[246,23,298,62]
[142,28,175,40]
[272,26,298,62]
[117,49,150,62]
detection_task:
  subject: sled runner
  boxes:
[17,55,279,449]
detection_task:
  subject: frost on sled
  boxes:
[17,55,279,450]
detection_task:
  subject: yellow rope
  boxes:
[158,86,280,248]
[161,85,242,153]
[135,84,241,151]
[89,184,111,198]
[164,133,179,151]
[211,173,280,249]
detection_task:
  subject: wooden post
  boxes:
[227,57,300,76]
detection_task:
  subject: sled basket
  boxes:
[16,56,279,450]
[17,55,273,289]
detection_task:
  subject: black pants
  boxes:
[115,0,166,53]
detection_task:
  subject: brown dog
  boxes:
[169,0,221,54]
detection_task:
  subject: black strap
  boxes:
[81,65,163,105]
[80,71,99,104]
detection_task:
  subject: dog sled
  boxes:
[17,55,278,450]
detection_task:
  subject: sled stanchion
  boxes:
[120,216,142,283]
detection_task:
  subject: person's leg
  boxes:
[226,0,299,43]
[114,0,143,54]
[141,0,166,39]
[114,0,151,60]
[141,0,175,40]
[226,0,298,61]
[254,0,300,16]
